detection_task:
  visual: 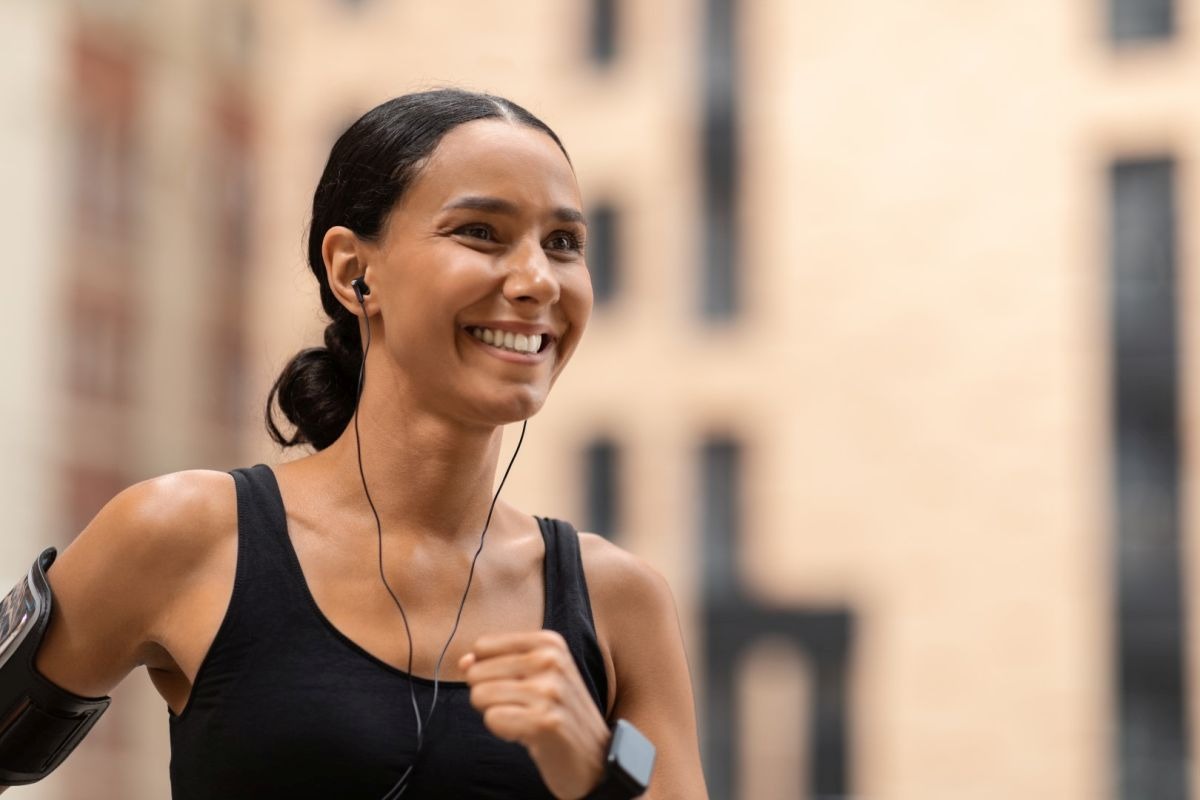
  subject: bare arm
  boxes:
[582,534,709,800]
[0,470,232,790]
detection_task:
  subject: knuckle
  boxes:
[540,630,567,649]
[482,706,504,729]
[533,649,559,672]
[537,677,563,704]
[536,709,566,736]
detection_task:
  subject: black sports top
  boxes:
[168,464,609,799]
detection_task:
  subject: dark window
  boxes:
[583,438,619,539]
[66,289,133,404]
[701,0,738,320]
[587,204,618,305]
[67,34,140,407]
[1110,0,1174,41]
[589,0,618,65]
[1110,158,1189,799]
[71,39,139,244]
[700,438,741,599]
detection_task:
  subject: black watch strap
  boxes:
[585,719,655,799]
[587,777,641,800]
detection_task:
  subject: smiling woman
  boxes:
[0,89,708,799]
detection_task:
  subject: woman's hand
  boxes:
[459,630,611,800]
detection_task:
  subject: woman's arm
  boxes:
[0,471,231,787]
[582,534,709,800]
[460,533,709,799]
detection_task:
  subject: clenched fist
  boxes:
[459,630,611,800]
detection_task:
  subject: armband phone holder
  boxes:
[0,548,111,784]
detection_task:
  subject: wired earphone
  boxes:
[350,276,527,799]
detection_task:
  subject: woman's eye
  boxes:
[546,231,583,252]
[457,224,494,241]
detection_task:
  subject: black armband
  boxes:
[0,548,110,785]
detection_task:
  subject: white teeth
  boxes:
[468,327,544,354]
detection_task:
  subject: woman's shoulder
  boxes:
[576,531,675,614]
[575,531,680,668]
[36,469,238,696]
[574,530,686,722]
[85,468,237,562]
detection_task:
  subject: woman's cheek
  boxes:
[567,268,595,326]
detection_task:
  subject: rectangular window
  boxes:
[1110,0,1174,42]
[586,204,618,305]
[66,283,133,404]
[209,97,254,429]
[583,438,619,539]
[70,36,139,245]
[589,0,618,65]
[66,32,141,407]
[700,437,740,598]
[701,0,738,320]
[1110,158,1189,799]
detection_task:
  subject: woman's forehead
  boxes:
[403,118,581,214]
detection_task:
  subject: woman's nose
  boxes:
[502,240,560,306]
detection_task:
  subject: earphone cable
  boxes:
[352,294,528,799]
[423,418,525,733]
[353,308,424,752]
[352,302,422,799]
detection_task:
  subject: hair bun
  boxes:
[324,314,364,383]
[265,325,360,450]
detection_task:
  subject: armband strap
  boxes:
[0,548,110,785]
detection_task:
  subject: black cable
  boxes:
[352,297,527,799]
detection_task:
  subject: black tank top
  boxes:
[168,464,608,799]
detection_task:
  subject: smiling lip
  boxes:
[461,324,556,363]
[463,320,556,338]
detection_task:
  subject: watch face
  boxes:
[611,719,656,787]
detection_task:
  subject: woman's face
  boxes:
[363,118,593,427]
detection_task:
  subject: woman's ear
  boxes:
[323,225,373,316]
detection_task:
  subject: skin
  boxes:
[25,119,708,799]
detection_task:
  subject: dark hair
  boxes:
[265,89,570,450]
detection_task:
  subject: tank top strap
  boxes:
[536,517,609,717]
[226,464,312,613]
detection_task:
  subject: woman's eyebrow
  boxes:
[442,195,586,225]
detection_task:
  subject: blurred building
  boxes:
[2,0,1198,799]
[1,0,253,797]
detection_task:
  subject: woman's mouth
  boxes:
[465,326,552,355]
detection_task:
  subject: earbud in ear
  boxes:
[351,277,371,305]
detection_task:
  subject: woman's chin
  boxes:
[461,385,548,427]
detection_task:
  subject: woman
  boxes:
[19,90,707,798]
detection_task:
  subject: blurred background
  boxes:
[0,0,1196,797]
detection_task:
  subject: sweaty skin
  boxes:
[32,119,708,799]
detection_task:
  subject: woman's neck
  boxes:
[308,394,508,547]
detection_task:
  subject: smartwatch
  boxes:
[586,719,656,799]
